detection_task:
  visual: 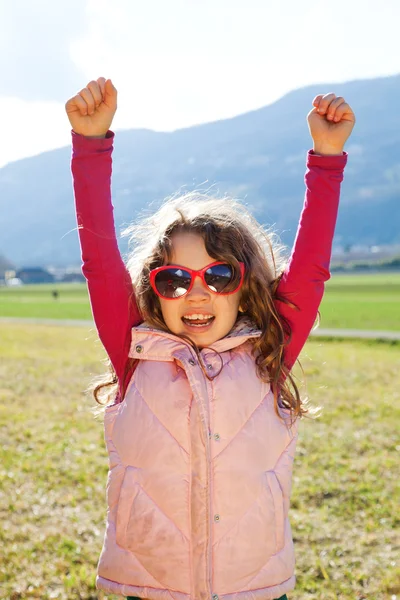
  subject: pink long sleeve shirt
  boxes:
[71,131,347,393]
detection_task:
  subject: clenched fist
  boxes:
[65,77,117,138]
[307,93,356,155]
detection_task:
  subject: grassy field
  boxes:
[0,283,92,320]
[0,323,398,599]
[319,272,400,331]
[0,271,399,330]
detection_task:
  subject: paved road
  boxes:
[310,327,400,340]
[1,317,399,340]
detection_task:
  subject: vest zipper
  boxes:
[185,362,213,599]
[205,379,213,598]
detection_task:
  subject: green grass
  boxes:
[0,283,92,320]
[1,272,400,331]
[0,323,398,599]
[320,272,400,331]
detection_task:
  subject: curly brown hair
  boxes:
[92,191,319,425]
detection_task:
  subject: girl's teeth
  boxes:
[182,315,215,327]
[184,314,213,320]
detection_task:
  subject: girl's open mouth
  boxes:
[181,314,215,329]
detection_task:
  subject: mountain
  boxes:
[1,73,400,266]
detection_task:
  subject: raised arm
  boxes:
[274,92,356,371]
[66,78,142,389]
[275,149,347,371]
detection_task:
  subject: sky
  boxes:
[1,0,400,168]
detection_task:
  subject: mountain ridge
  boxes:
[1,72,399,266]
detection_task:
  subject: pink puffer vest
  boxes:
[96,318,299,599]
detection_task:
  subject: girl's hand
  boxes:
[307,93,356,155]
[65,77,117,138]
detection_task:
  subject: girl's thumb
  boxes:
[104,78,117,103]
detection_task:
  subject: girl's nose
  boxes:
[186,275,211,301]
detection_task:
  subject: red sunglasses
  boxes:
[150,261,245,299]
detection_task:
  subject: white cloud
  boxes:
[0,98,69,168]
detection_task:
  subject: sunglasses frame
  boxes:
[149,261,245,300]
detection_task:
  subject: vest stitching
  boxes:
[134,482,190,542]
[132,383,190,456]
[211,492,266,549]
[273,435,298,473]
[97,577,179,599]
[114,547,170,591]
[245,567,295,592]
[266,471,284,553]
[212,389,268,461]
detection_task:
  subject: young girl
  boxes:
[66,78,355,600]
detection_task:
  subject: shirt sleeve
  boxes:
[275,149,348,372]
[71,130,142,388]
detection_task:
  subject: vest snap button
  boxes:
[212,594,219,600]
[188,358,196,366]
[213,433,220,441]
[135,344,143,353]
[214,514,220,522]
[207,364,213,370]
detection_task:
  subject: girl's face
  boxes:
[158,231,242,348]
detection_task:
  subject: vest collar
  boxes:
[129,316,261,361]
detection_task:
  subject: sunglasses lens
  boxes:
[154,268,192,298]
[204,264,239,293]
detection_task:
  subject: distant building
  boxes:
[0,255,16,284]
[5,277,23,286]
[61,272,85,283]
[332,243,400,264]
[16,267,54,284]
[47,265,85,282]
